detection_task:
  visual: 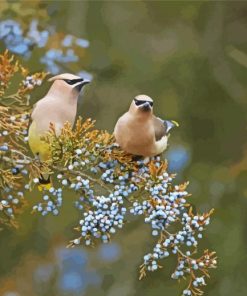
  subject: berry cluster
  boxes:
[0,187,25,219]
[0,52,217,296]
[35,119,217,295]
[22,75,42,90]
[0,51,46,224]
[75,190,127,245]
[0,19,91,77]
[32,184,62,216]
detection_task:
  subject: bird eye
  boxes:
[64,79,74,85]
[63,78,84,85]
[134,99,153,107]
[134,99,145,106]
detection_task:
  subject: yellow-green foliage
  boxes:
[0,51,217,296]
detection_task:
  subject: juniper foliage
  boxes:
[0,51,217,296]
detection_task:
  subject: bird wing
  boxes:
[153,116,179,141]
[153,116,167,140]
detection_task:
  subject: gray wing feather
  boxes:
[153,117,177,141]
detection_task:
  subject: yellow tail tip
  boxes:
[171,120,179,127]
[38,183,52,191]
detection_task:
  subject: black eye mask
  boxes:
[134,99,153,107]
[63,78,84,85]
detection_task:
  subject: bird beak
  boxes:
[75,79,90,92]
[140,102,152,112]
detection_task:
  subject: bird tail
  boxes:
[164,120,179,133]
[38,174,52,191]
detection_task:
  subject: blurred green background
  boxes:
[0,1,247,295]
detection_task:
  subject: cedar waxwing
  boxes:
[28,73,90,189]
[114,94,178,157]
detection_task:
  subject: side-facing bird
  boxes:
[28,73,90,189]
[114,94,178,157]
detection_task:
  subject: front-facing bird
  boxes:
[28,73,90,189]
[114,95,178,157]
